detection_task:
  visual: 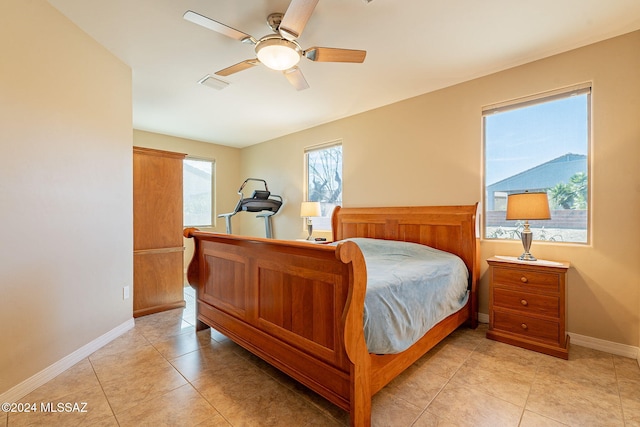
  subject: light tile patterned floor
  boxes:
[4,286,640,426]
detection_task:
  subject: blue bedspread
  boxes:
[337,238,469,354]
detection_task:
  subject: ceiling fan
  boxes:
[184,0,367,90]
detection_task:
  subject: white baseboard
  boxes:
[569,332,639,360]
[478,312,489,324]
[477,312,639,361]
[0,318,134,404]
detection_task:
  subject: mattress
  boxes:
[336,238,469,354]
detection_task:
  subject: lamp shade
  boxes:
[300,201,321,217]
[506,192,551,220]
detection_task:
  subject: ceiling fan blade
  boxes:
[304,47,367,63]
[215,59,260,77]
[184,10,257,44]
[283,67,309,91]
[279,0,319,41]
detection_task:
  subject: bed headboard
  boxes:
[332,204,479,278]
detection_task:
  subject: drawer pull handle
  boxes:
[520,299,528,306]
[521,323,528,330]
[520,276,528,283]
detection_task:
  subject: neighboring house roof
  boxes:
[184,162,211,180]
[486,153,587,210]
[488,153,587,194]
[184,162,212,196]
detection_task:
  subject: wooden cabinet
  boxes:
[486,256,570,359]
[133,147,186,317]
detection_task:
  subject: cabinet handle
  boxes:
[520,276,528,283]
[520,299,528,306]
[521,323,528,330]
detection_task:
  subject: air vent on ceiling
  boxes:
[198,74,229,90]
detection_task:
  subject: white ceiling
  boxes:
[48,0,640,148]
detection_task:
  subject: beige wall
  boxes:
[241,31,640,347]
[0,0,133,394]
[132,130,242,264]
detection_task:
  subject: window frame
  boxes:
[304,140,343,232]
[481,84,592,245]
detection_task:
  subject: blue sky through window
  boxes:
[485,94,588,186]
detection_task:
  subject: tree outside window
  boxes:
[305,142,342,230]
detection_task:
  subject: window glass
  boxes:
[305,142,342,231]
[484,87,590,243]
[184,158,214,227]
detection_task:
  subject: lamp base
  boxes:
[517,252,537,261]
[306,221,313,240]
[519,223,537,261]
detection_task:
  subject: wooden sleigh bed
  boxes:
[184,204,479,426]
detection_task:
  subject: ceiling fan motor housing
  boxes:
[266,12,284,32]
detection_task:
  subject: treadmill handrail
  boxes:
[238,178,269,195]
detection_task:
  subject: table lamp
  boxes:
[300,201,321,240]
[506,192,551,261]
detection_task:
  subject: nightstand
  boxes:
[486,256,571,359]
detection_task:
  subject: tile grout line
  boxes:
[409,337,480,426]
[612,356,630,427]
[147,308,250,427]
[86,356,121,426]
[516,355,538,427]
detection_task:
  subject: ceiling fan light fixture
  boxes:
[255,38,301,71]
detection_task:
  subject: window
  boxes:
[305,141,342,231]
[183,158,214,227]
[483,85,590,243]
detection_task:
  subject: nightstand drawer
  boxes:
[494,288,560,317]
[494,311,560,344]
[493,267,559,292]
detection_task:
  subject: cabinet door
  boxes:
[134,250,185,315]
[133,149,184,250]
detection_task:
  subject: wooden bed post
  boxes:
[337,241,372,427]
[468,205,480,329]
[470,235,480,329]
[183,227,209,332]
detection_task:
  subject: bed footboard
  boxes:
[183,230,370,417]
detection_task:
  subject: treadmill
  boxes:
[218,178,283,238]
